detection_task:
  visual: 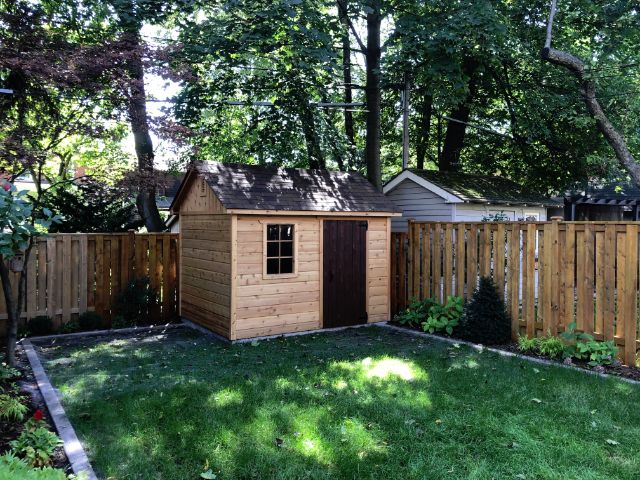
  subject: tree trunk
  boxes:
[300,102,325,169]
[124,32,165,232]
[415,92,433,170]
[541,47,640,186]
[441,59,479,171]
[1,244,31,366]
[364,1,382,190]
[338,0,355,158]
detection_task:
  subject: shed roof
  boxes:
[175,162,400,213]
[386,169,560,207]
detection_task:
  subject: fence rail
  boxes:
[391,221,640,365]
[0,233,179,336]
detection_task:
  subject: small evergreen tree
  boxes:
[43,178,143,233]
[458,276,511,345]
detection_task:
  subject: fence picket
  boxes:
[392,221,639,364]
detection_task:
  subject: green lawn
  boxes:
[39,327,640,480]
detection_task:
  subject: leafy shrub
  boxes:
[0,452,67,480]
[0,363,20,382]
[0,393,28,421]
[59,320,80,334]
[458,277,511,345]
[26,316,54,337]
[113,277,158,327]
[394,298,437,327]
[422,295,464,335]
[10,413,62,467]
[560,322,618,366]
[517,333,565,359]
[78,311,103,331]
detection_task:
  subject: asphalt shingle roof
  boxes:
[194,162,400,213]
[405,169,560,207]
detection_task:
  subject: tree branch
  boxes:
[336,0,367,56]
[541,0,640,186]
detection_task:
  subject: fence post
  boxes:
[623,224,638,366]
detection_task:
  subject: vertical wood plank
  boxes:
[36,239,47,315]
[398,233,407,310]
[391,234,397,316]
[495,223,505,300]
[26,245,37,319]
[79,235,88,313]
[467,225,478,296]
[595,230,605,334]
[162,235,171,321]
[616,230,626,339]
[603,225,616,341]
[62,234,73,324]
[70,237,79,312]
[508,225,520,338]
[480,224,491,278]
[583,223,595,335]
[562,224,575,331]
[541,224,552,334]
[421,224,431,299]
[432,224,442,302]
[576,229,586,332]
[623,225,637,366]
[110,237,120,320]
[46,238,57,325]
[455,224,465,298]
[95,235,104,319]
[443,224,453,298]
[524,224,536,337]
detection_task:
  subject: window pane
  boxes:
[266,241,279,258]
[267,225,279,241]
[280,224,293,241]
[280,257,293,274]
[267,258,279,274]
[280,241,293,257]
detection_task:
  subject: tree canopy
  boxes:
[1,0,639,198]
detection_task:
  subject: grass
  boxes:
[38,326,640,480]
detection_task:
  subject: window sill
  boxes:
[262,273,299,280]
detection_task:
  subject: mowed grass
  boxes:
[39,327,640,480]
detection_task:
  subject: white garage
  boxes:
[384,169,560,232]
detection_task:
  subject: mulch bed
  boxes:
[390,322,640,383]
[1,344,70,472]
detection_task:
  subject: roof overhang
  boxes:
[226,209,402,217]
[383,170,464,203]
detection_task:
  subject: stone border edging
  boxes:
[381,323,640,386]
[22,339,98,480]
[26,322,185,344]
[231,321,388,344]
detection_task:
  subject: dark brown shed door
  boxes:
[323,220,367,328]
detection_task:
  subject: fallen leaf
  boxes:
[606,439,619,446]
[200,470,217,479]
[531,398,542,404]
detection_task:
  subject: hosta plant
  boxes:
[10,411,62,467]
[422,295,464,335]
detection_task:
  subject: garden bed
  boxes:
[1,345,70,475]
[390,321,640,383]
[34,326,640,479]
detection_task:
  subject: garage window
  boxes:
[265,224,295,275]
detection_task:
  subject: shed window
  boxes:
[265,224,295,275]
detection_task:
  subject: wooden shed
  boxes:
[170,162,401,340]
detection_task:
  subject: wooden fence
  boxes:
[391,221,640,365]
[0,233,179,336]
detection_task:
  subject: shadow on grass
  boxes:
[38,327,640,480]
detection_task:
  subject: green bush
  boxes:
[560,322,618,366]
[10,417,62,467]
[422,295,463,335]
[78,311,103,331]
[0,363,20,382]
[0,393,28,421]
[113,277,158,326]
[458,277,511,345]
[58,320,80,334]
[0,452,67,480]
[517,333,565,359]
[394,298,438,327]
[26,316,54,337]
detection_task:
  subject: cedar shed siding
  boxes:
[178,173,232,337]
[172,162,398,341]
